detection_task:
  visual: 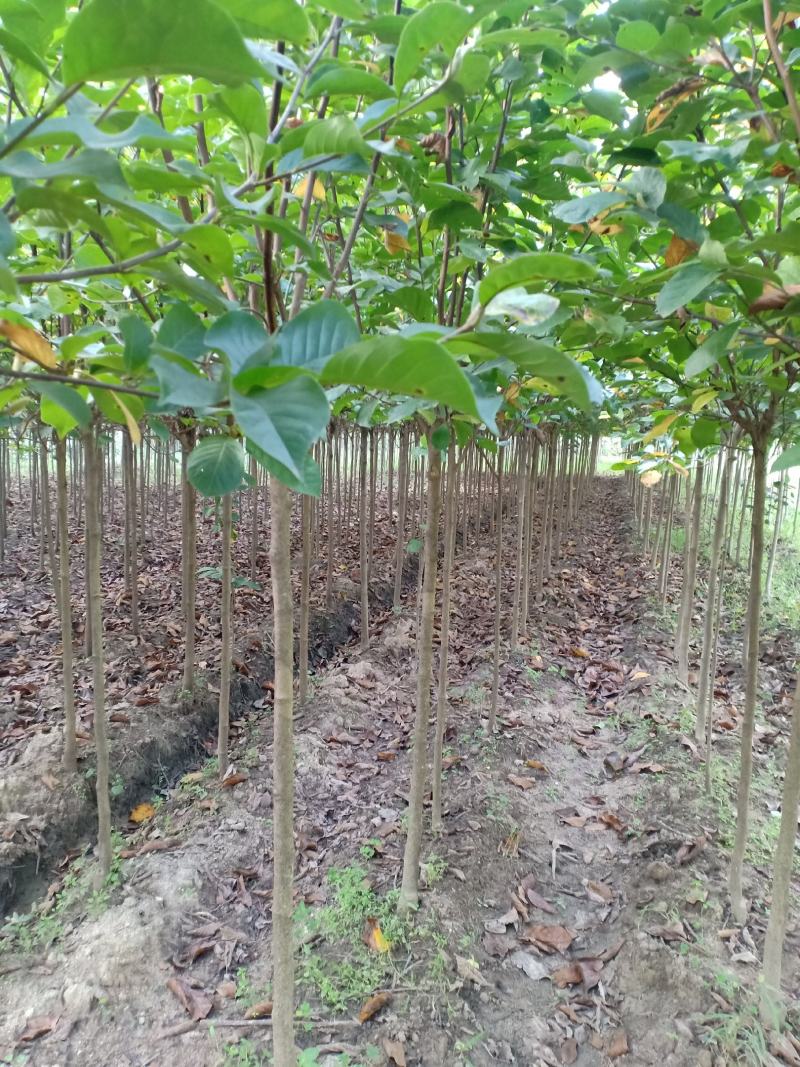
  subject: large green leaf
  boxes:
[479,253,596,306]
[394,2,476,92]
[62,0,263,85]
[38,382,91,437]
[275,301,360,370]
[224,0,310,44]
[150,354,225,410]
[247,442,322,496]
[207,312,273,374]
[157,303,208,360]
[321,336,479,418]
[309,65,393,100]
[683,323,739,378]
[187,435,246,496]
[304,116,371,159]
[232,377,329,479]
[552,191,625,225]
[655,263,721,318]
[772,444,800,474]
[447,334,602,411]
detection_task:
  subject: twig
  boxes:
[762,0,800,141]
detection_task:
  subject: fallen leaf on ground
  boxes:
[172,939,216,968]
[523,923,575,954]
[508,774,536,790]
[599,811,626,833]
[129,802,155,824]
[586,880,614,903]
[119,837,182,858]
[550,963,582,988]
[607,1029,629,1058]
[525,759,548,771]
[18,1015,59,1043]
[649,921,688,942]
[484,907,518,934]
[577,958,604,990]
[483,932,517,957]
[243,1000,273,1020]
[560,1037,578,1064]
[509,950,550,981]
[363,917,391,953]
[456,955,489,986]
[166,976,213,1021]
[383,1037,407,1066]
[222,772,248,788]
[358,991,391,1023]
[676,834,706,865]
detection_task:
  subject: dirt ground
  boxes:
[1,478,798,1067]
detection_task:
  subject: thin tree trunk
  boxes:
[269,477,296,1065]
[676,462,704,684]
[392,426,409,608]
[765,470,787,601]
[399,432,442,915]
[180,436,197,694]
[124,432,140,638]
[83,425,112,880]
[729,440,768,923]
[359,428,369,650]
[489,458,504,734]
[56,436,77,772]
[761,673,800,1014]
[696,446,734,743]
[431,440,457,833]
[218,492,233,776]
[298,492,311,703]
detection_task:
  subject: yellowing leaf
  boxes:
[646,77,704,133]
[641,411,680,444]
[384,229,411,254]
[589,216,623,236]
[130,802,155,824]
[363,917,391,952]
[295,175,326,201]
[665,235,698,267]
[691,388,718,413]
[114,393,142,446]
[773,9,800,29]
[0,319,58,369]
[640,470,662,487]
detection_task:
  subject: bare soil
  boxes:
[0,478,798,1067]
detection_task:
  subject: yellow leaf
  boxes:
[646,77,704,133]
[641,411,680,445]
[384,229,411,254]
[691,388,718,413]
[0,319,58,369]
[181,771,204,785]
[363,917,391,953]
[130,802,155,824]
[295,175,326,201]
[667,459,690,477]
[773,9,800,29]
[113,393,142,445]
[640,470,662,488]
[665,235,698,267]
[704,302,733,322]
[588,216,623,236]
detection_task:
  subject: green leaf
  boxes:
[232,377,329,478]
[207,312,272,374]
[63,0,263,85]
[772,444,800,473]
[158,303,208,360]
[447,334,602,411]
[322,336,479,417]
[394,2,476,92]
[616,20,660,52]
[485,289,559,326]
[655,262,721,318]
[479,252,597,305]
[225,0,310,44]
[120,315,152,373]
[0,27,51,75]
[309,65,393,100]
[38,382,91,437]
[213,84,268,138]
[552,191,625,224]
[183,224,235,276]
[683,323,739,378]
[304,115,371,159]
[276,300,360,371]
[187,436,246,497]
[150,353,224,410]
[691,417,719,449]
[476,28,568,51]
